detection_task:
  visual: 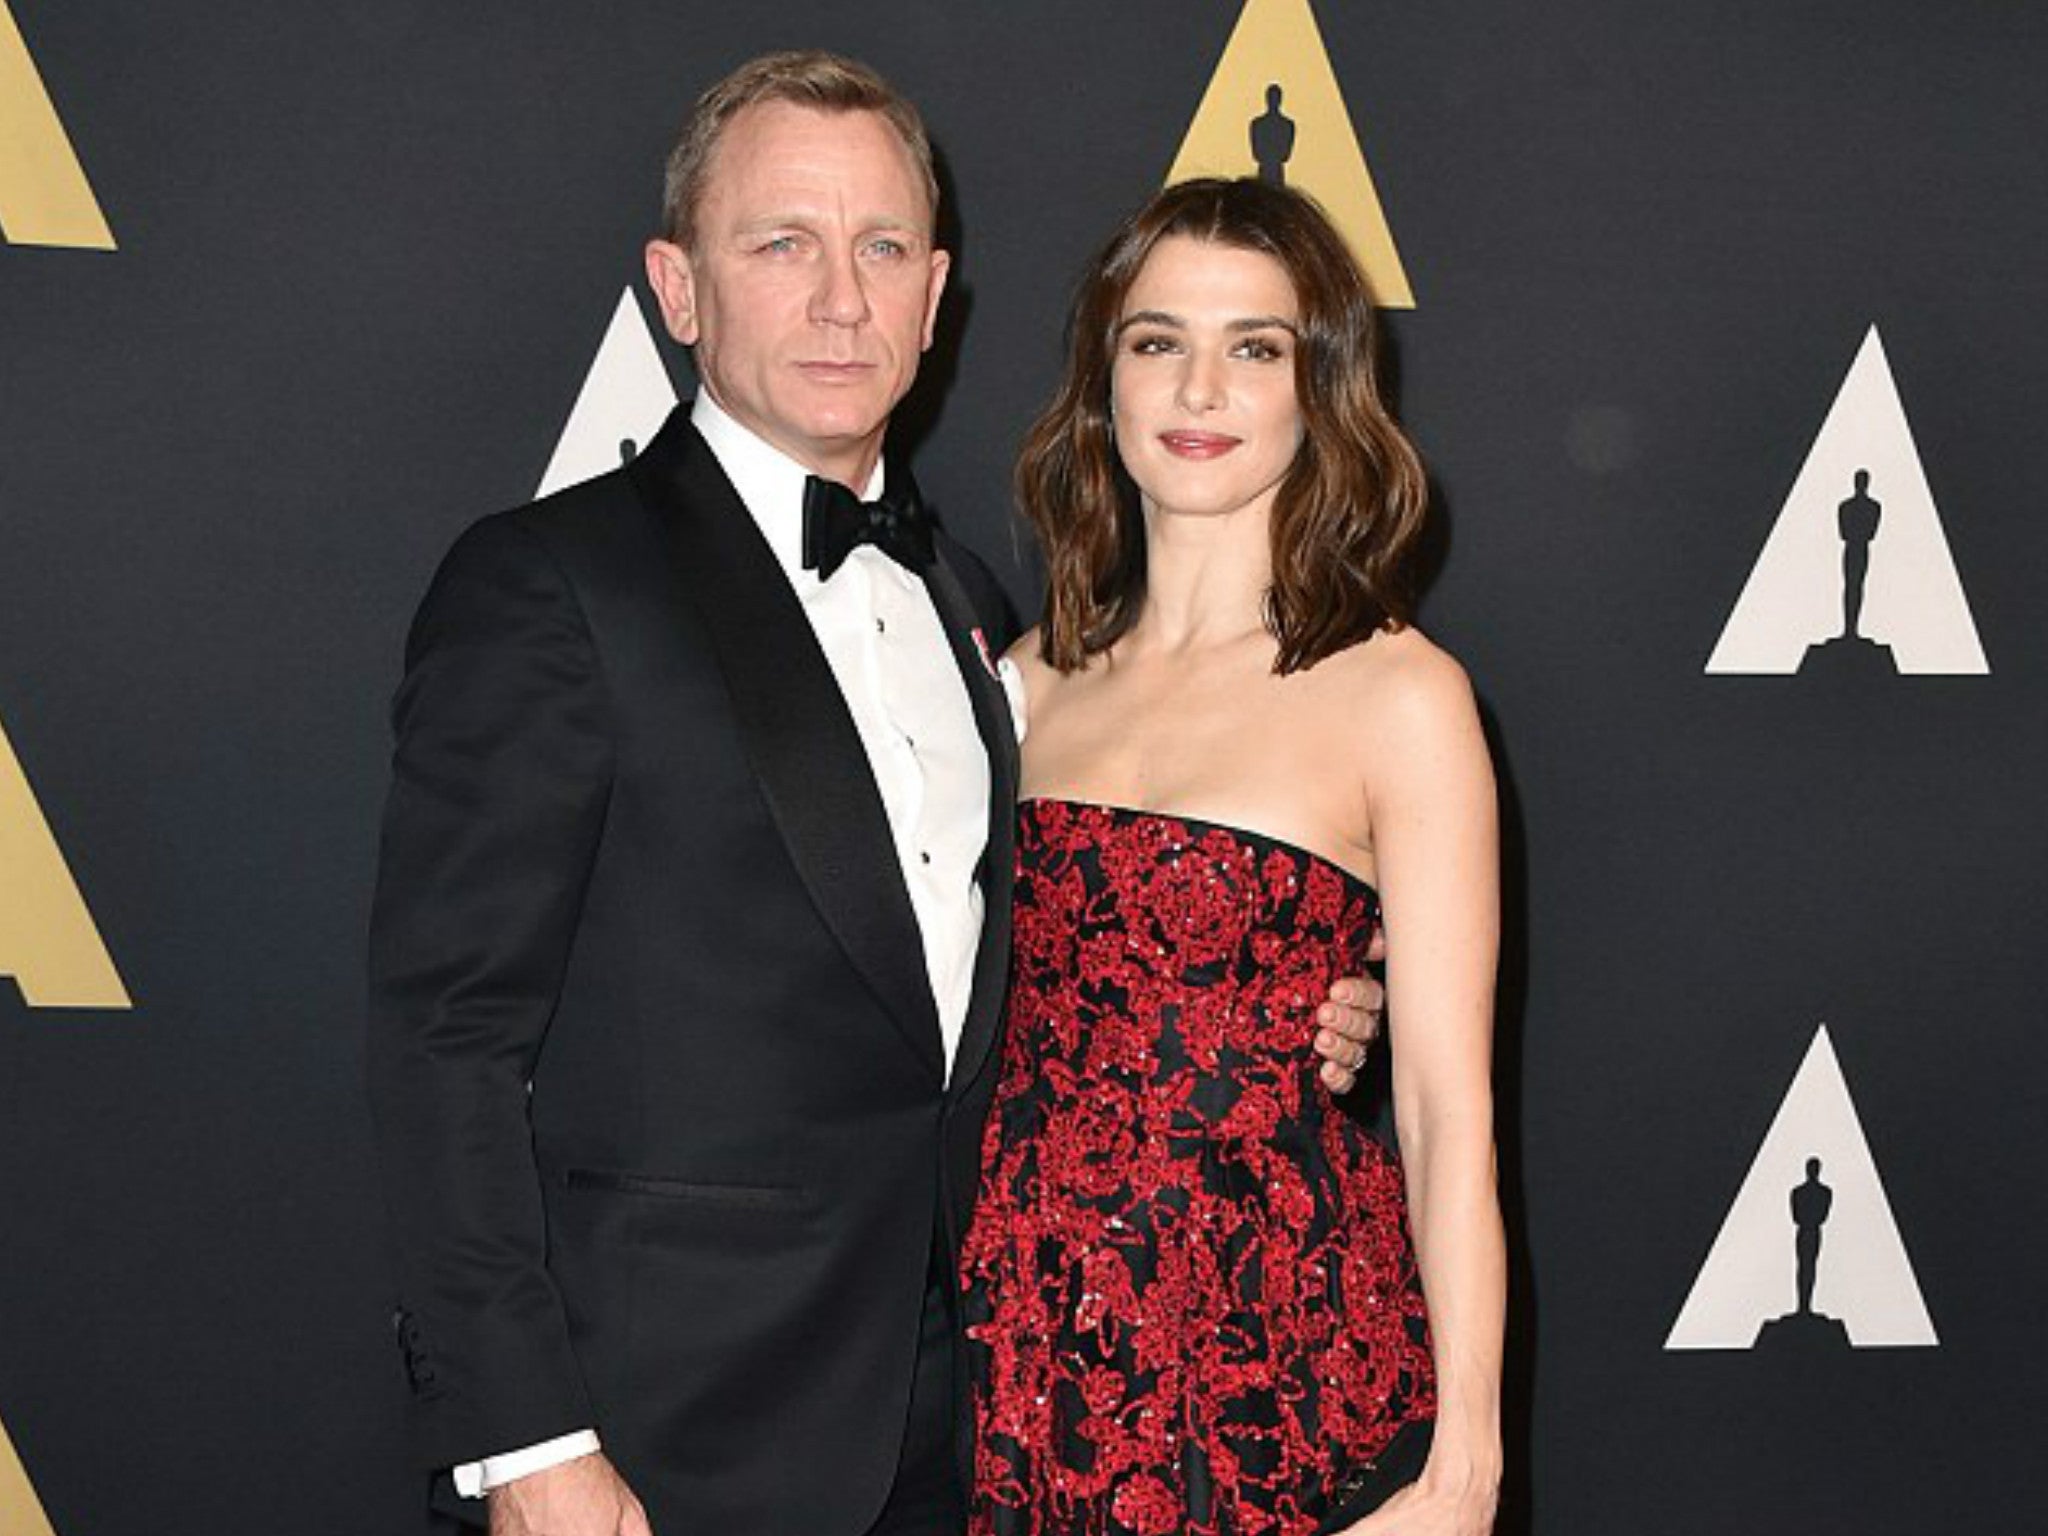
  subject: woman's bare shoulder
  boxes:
[1310,627,1484,808]
[1005,628,1078,692]
[1329,624,1475,722]
[1002,626,1046,671]
[998,627,1057,743]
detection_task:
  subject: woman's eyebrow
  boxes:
[1115,310,1184,333]
[1226,315,1299,334]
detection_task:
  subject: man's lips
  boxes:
[1158,430,1241,459]
[797,360,877,382]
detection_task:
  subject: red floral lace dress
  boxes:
[960,799,1435,1536]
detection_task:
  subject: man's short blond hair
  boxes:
[661,51,939,250]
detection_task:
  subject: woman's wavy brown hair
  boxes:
[1018,177,1427,675]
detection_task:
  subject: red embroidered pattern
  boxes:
[961,799,1435,1536]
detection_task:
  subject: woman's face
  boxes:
[1110,236,1304,525]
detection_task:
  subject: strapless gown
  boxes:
[960,798,1435,1536]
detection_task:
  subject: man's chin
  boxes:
[788,405,897,452]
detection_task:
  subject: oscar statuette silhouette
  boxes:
[1250,82,1296,186]
[1756,1157,1852,1350]
[1799,469,1898,676]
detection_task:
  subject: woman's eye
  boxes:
[1128,333,1178,356]
[1235,337,1286,362]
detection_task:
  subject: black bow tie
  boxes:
[801,474,934,581]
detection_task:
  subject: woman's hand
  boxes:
[1335,1464,1497,1536]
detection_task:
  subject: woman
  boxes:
[960,178,1503,1536]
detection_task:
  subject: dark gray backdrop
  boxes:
[3,3,2043,1532]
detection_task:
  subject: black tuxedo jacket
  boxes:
[365,409,1020,1533]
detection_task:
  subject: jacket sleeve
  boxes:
[364,513,613,1470]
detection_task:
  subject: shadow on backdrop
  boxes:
[890,143,972,495]
[1480,698,1535,1535]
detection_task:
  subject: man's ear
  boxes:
[919,247,951,353]
[645,239,700,345]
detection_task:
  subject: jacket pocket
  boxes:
[562,1167,809,1210]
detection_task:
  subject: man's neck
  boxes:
[694,390,882,492]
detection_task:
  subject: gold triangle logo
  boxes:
[0,1,116,250]
[1166,0,1411,307]
[0,1412,58,1536]
[0,714,131,1009]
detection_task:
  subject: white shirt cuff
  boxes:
[452,1429,602,1497]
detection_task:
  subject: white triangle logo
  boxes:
[535,287,679,497]
[1666,1024,1936,1351]
[1705,326,1987,675]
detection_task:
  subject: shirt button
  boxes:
[919,851,932,865]
[875,616,887,633]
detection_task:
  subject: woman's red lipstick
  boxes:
[1158,431,1240,459]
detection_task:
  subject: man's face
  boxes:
[646,102,950,488]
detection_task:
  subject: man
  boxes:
[367,52,1381,1536]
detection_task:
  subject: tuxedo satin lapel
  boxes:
[920,548,1018,1100]
[629,414,944,1079]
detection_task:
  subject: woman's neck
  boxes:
[1124,500,1273,656]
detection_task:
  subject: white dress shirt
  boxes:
[456,394,990,1496]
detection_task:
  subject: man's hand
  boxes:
[1314,927,1388,1093]
[489,1452,652,1536]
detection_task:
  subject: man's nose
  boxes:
[809,247,871,327]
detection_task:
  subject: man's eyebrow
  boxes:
[730,212,928,239]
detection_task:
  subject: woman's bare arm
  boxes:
[1356,641,1503,1535]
